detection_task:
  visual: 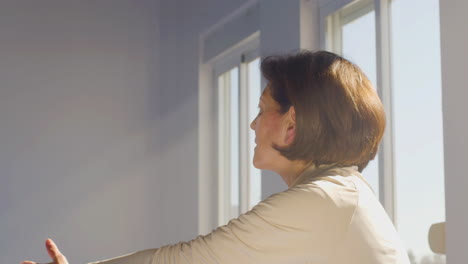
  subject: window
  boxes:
[322,0,445,263]
[213,39,262,226]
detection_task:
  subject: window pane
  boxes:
[391,0,446,263]
[341,8,380,198]
[247,58,261,209]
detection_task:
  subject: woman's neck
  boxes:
[277,161,315,188]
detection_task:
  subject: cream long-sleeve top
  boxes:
[89,165,410,264]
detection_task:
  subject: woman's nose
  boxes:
[250,117,256,130]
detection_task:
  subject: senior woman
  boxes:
[22,51,410,264]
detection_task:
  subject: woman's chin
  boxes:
[252,157,267,170]
[253,164,262,170]
[252,157,260,169]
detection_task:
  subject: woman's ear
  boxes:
[284,106,296,145]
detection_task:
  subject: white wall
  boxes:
[439,0,468,262]
[0,1,161,263]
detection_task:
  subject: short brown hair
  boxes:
[261,50,385,171]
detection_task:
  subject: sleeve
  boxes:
[88,184,357,264]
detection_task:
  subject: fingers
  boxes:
[45,238,59,260]
[21,239,67,264]
[45,238,68,264]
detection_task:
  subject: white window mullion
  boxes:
[374,0,396,224]
[239,57,250,214]
[326,13,342,53]
[217,73,230,225]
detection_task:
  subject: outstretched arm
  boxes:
[22,185,351,264]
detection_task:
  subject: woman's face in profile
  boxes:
[250,86,289,170]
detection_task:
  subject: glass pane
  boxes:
[391,0,446,263]
[341,9,380,198]
[229,67,240,218]
[247,58,262,209]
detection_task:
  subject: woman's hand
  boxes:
[21,239,69,264]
